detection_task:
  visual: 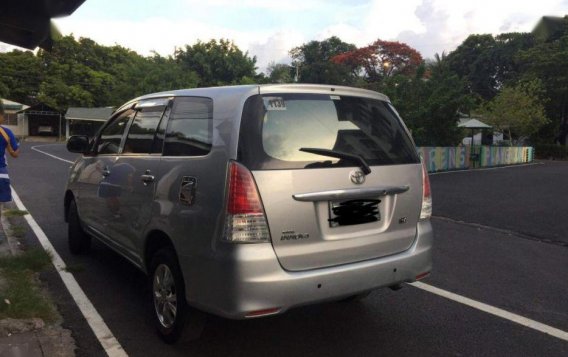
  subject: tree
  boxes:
[517,21,568,144]
[481,80,549,141]
[175,39,257,87]
[332,39,423,84]
[446,35,498,100]
[266,62,294,83]
[383,53,475,146]
[109,51,198,103]
[38,36,123,109]
[290,37,357,85]
[0,82,8,99]
[446,33,534,100]
[0,49,42,104]
[33,35,199,110]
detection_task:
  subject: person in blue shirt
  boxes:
[0,101,20,203]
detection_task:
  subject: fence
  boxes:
[418,146,534,173]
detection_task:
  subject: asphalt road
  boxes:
[6,142,568,356]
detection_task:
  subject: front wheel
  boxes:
[68,200,91,254]
[150,248,187,344]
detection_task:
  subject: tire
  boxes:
[150,247,187,344]
[68,200,91,254]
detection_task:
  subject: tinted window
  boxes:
[239,94,419,170]
[163,97,213,156]
[97,110,134,155]
[123,101,167,154]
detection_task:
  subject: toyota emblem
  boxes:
[350,170,366,185]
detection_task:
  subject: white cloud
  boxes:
[55,15,307,74]
[51,0,568,70]
[364,0,426,39]
[248,32,306,73]
[398,0,568,58]
[56,16,246,56]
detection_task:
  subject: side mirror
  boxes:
[67,135,91,154]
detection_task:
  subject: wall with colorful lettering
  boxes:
[417,146,534,173]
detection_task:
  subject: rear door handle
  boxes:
[102,169,111,177]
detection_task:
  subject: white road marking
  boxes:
[10,188,128,357]
[410,281,568,342]
[31,144,75,164]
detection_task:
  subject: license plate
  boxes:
[328,199,381,227]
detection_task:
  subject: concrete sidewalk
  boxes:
[0,205,75,357]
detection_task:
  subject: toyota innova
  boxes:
[64,84,433,342]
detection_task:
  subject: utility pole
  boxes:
[293,63,300,83]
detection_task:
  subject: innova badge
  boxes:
[350,169,366,185]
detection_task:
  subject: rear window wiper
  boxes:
[299,148,371,175]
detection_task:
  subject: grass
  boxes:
[0,248,56,321]
[9,225,28,239]
[2,209,29,218]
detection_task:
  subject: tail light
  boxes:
[224,161,270,243]
[419,161,432,221]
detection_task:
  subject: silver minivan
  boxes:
[65,84,433,343]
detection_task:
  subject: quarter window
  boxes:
[163,97,213,156]
[123,101,167,154]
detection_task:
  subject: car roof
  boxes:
[117,84,390,113]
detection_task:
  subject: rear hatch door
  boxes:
[238,90,423,271]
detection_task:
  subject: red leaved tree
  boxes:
[331,39,423,83]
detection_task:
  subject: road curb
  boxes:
[0,204,23,256]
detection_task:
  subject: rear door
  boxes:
[155,96,220,258]
[238,91,423,271]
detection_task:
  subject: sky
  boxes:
[3,0,568,73]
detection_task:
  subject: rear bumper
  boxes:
[181,220,433,319]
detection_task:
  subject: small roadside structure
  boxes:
[0,98,28,136]
[65,107,114,139]
[458,118,492,145]
[17,103,63,139]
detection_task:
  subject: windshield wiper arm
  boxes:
[299,147,371,175]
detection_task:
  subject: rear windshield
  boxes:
[238,93,419,170]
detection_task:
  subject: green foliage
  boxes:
[384,56,475,146]
[0,50,42,104]
[290,36,357,85]
[444,23,567,144]
[175,39,257,87]
[0,81,9,99]
[517,25,568,143]
[534,143,568,159]
[266,62,294,84]
[0,248,55,321]
[481,80,549,139]
[2,209,28,217]
[0,35,198,110]
[0,249,52,272]
[446,33,534,100]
